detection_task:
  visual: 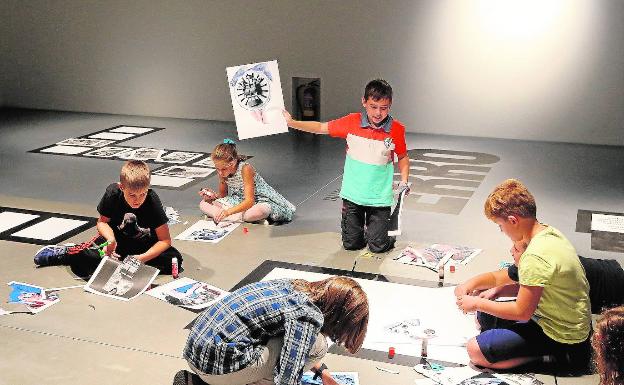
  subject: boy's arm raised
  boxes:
[283,110,328,134]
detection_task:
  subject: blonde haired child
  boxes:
[198,139,295,224]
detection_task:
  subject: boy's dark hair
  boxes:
[364,79,393,102]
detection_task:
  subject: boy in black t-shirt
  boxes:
[35,160,182,276]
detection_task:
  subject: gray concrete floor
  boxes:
[2,108,622,385]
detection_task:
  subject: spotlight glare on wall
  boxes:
[475,0,566,41]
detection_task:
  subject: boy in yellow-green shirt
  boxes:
[455,179,591,372]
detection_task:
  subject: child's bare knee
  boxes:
[466,338,490,367]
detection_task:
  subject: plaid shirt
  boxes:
[183,279,324,385]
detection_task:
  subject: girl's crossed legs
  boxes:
[199,200,271,223]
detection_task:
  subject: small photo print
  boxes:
[146,277,228,310]
[7,281,60,314]
[153,165,215,179]
[83,147,136,158]
[301,372,359,385]
[394,244,481,269]
[394,246,444,269]
[175,219,239,244]
[385,318,437,340]
[84,256,159,301]
[56,138,116,148]
[192,157,215,168]
[118,147,166,161]
[155,151,205,164]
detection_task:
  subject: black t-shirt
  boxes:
[507,256,624,314]
[97,183,168,256]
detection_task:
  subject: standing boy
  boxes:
[284,79,410,253]
[35,160,182,276]
[455,179,591,371]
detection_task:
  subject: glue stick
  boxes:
[172,257,179,279]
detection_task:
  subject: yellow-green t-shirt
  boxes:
[519,226,591,344]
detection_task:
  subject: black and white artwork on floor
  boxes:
[0,206,97,245]
[153,165,215,179]
[192,157,216,168]
[83,146,135,158]
[84,256,159,301]
[118,147,166,161]
[155,151,205,164]
[57,138,116,147]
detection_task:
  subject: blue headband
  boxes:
[223,138,235,145]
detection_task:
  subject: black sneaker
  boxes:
[33,245,69,266]
[172,370,208,385]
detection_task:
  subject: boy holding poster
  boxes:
[284,79,410,253]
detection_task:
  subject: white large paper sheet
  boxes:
[41,145,92,155]
[150,174,196,188]
[110,126,154,134]
[226,60,288,140]
[0,212,39,233]
[11,217,88,241]
[262,268,478,365]
[89,132,135,141]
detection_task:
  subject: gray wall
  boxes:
[2,0,623,145]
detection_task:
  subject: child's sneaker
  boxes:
[33,245,69,266]
[172,370,207,385]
